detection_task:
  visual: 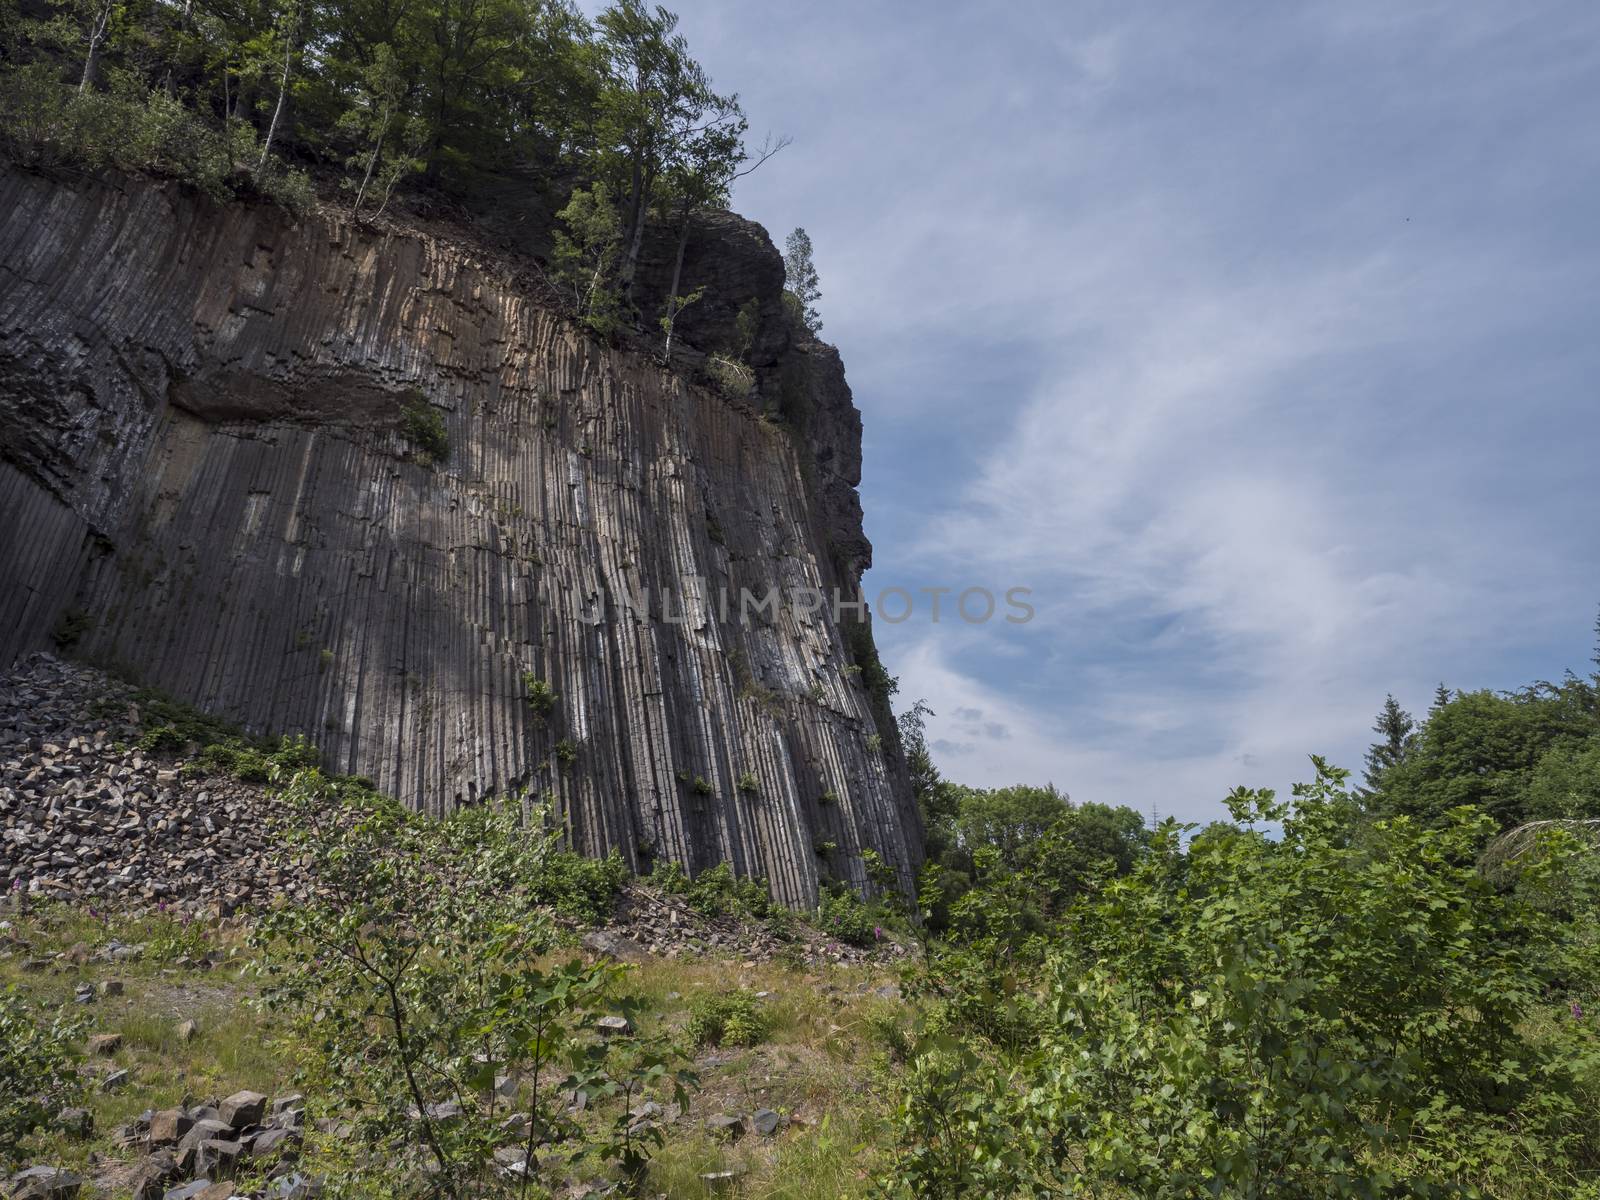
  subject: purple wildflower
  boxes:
[1573,1001,1585,1021]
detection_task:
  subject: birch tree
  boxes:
[257,0,305,174]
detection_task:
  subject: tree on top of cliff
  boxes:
[784,227,823,334]
[0,0,788,346]
[553,181,625,336]
[593,0,746,299]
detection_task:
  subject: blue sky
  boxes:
[665,0,1600,823]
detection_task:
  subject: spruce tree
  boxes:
[1363,694,1416,794]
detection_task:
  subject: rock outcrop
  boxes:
[0,165,920,904]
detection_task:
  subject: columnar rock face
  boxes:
[0,165,920,905]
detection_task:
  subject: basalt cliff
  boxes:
[0,165,920,905]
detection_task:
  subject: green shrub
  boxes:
[530,849,627,922]
[50,608,92,650]
[706,355,753,399]
[144,911,211,963]
[398,390,449,463]
[686,990,769,1048]
[106,682,316,785]
[522,673,558,716]
[255,773,695,1195]
[0,988,85,1167]
[886,760,1600,1199]
[196,734,319,782]
[843,619,898,709]
[551,183,624,336]
[863,1006,913,1065]
[0,66,312,214]
[253,159,316,212]
[816,884,875,948]
[102,683,240,748]
[137,723,188,754]
[650,861,776,921]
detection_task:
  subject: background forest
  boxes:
[881,614,1600,1197]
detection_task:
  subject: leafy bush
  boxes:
[97,683,238,748]
[816,884,876,948]
[522,673,558,716]
[649,861,776,921]
[706,355,753,399]
[399,390,448,463]
[50,607,92,649]
[887,760,1600,1199]
[0,66,313,213]
[552,183,624,336]
[0,988,84,1167]
[687,990,769,1048]
[136,723,188,754]
[196,733,320,782]
[255,771,694,1196]
[530,848,627,923]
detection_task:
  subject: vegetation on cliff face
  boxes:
[782,228,823,335]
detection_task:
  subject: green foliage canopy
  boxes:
[889,762,1600,1199]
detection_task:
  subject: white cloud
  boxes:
[676,0,1600,820]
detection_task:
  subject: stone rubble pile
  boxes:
[0,654,910,967]
[7,1085,799,1199]
[0,655,311,918]
[587,886,912,968]
[6,1087,317,1199]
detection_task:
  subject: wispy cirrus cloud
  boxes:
[664,0,1600,820]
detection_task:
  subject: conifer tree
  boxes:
[1363,694,1416,794]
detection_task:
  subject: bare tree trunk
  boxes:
[375,163,405,218]
[220,62,235,168]
[78,0,115,94]
[162,0,195,96]
[661,210,690,363]
[619,157,651,297]
[257,1,299,175]
[353,108,390,214]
